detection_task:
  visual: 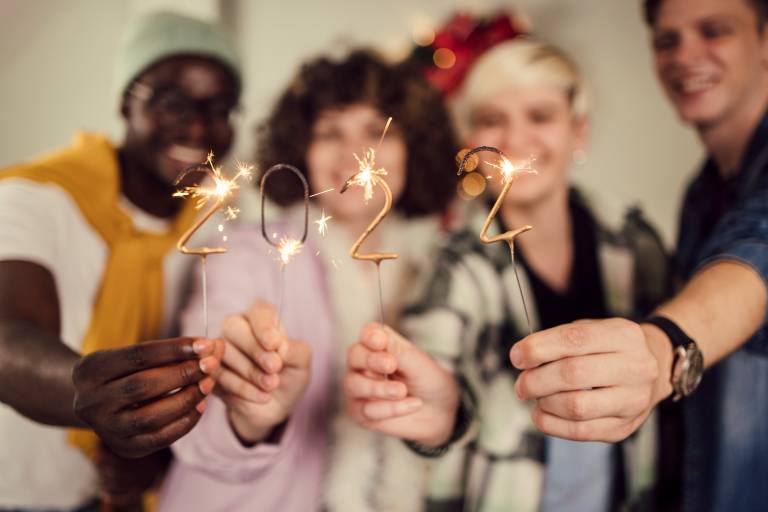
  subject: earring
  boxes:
[572,148,587,166]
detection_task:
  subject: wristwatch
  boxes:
[643,315,704,401]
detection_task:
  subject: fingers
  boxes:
[215,368,271,404]
[536,387,653,422]
[343,372,407,400]
[510,318,644,370]
[515,353,657,401]
[74,337,214,386]
[530,405,645,443]
[119,407,203,458]
[222,314,284,373]
[112,381,212,439]
[98,357,220,411]
[348,397,423,423]
[220,338,280,392]
[347,342,397,375]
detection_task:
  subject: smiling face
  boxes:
[651,0,768,130]
[121,56,239,190]
[466,84,587,207]
[306,103,407,224]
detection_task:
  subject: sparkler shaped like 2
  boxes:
[174,153,254,337]
[339,148,399,265]
[457,145,536,333]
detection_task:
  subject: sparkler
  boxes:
[457,145,537,334]
[260,164,309,321]
[174,152,254,337]
[339,119,398,326]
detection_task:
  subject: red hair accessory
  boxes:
[411,10,528,98]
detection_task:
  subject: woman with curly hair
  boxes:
[157,50,459,512]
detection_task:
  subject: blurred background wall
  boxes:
[0,0,702,245]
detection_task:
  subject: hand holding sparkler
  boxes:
[344,323,460,448]
[217,301,311,444]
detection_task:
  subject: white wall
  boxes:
[0,0,703,244]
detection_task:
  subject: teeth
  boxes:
[679,75,715,93]
[168,145,207,164]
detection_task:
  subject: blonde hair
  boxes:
[452,38,589,138]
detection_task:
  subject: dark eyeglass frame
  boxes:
[128,82,241,126]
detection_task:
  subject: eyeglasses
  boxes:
[129,82,241,126]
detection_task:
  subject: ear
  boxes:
[119,94,130,121]
[572,115,590,152]
[760,23,768,70]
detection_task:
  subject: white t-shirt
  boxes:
[0,178,195,509]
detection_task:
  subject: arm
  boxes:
[510,260,766,442]
[0,260,83,426]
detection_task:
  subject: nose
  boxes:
[670,32,706,66]
[501,123,534,162]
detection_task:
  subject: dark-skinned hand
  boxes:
[72,337,224,458]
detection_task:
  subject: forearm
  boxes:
[654,260,767,368]
[0,319,86,427]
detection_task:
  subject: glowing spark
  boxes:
[348,148,388,202]
[315,209,333,236]
[218,224,224,232]
[309,187,335,198]
[173,152,253,217]
[223,235,228,242]
[377,117,393,148]
[487,156,538,184]
[277,236,302,266]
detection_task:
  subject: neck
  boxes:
[698,90,768,178]
[118,149,180,219]
[500,187,574,292]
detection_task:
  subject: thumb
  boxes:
[282,338,311,369]
[378,325,431,378]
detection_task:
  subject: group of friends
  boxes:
[1,0,767,511]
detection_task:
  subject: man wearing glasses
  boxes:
[0,11,240,512]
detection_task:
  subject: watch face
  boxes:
[682,343,704,395]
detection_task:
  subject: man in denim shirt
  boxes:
[504,0,768,510]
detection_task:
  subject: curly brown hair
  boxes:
[256,49,459,217]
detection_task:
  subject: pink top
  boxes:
[158,224,335,512]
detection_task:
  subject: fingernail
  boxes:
[199,378,215,395]
[196,399,207,414]
[370,329,387,349]
[509,345,521,367]
[199,358,210,374]
[193,339,212,354]
[404,398,422,412]
[388,385,403,398]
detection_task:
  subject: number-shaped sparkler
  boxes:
[174,153,254,337]
[458,145,536,333]
[339,147,399,326]
[260,164,309,321]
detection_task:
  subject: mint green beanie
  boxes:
[114,11,241,100]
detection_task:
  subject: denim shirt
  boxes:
[676,111,768,512]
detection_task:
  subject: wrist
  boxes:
[640,322,675,405]
[227,410,273,447]
[415,395,460,448]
